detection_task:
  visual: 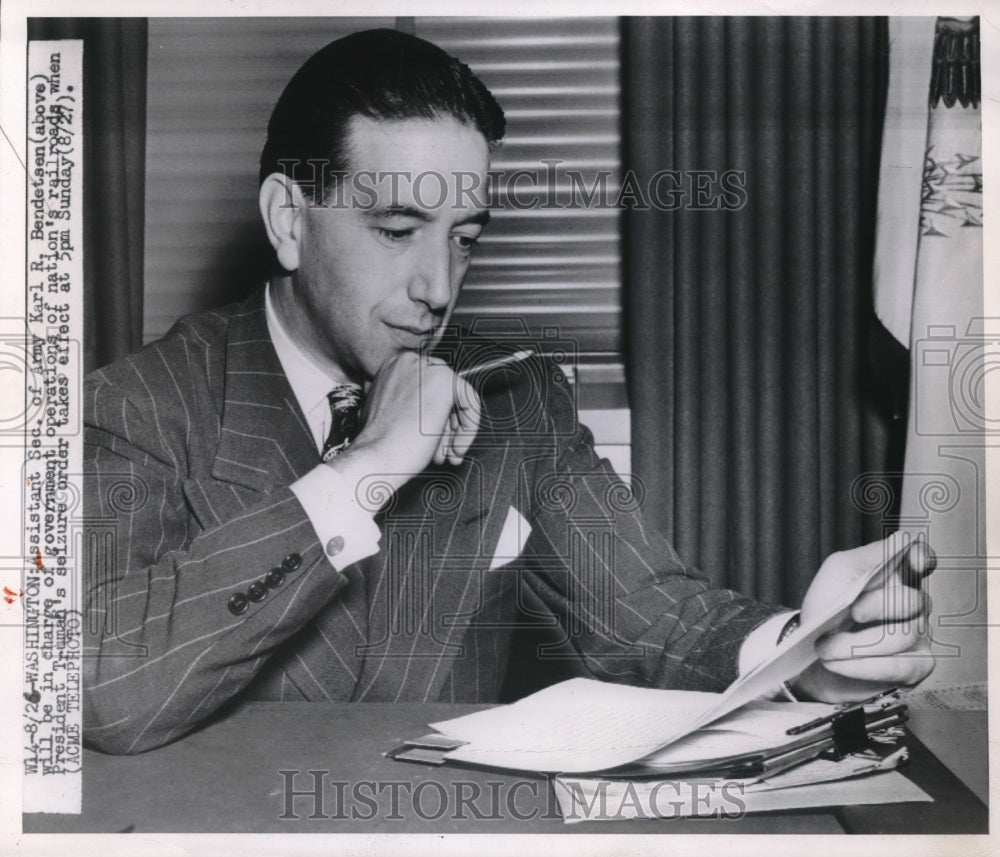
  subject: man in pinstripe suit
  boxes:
[83,29,934,754]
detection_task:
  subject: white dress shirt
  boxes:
[265,284,381,569]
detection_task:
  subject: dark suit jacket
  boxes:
[83,289,782,754]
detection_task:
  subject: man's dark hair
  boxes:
[259,28,506,200]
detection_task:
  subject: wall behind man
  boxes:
[143,17,393,339]
[143,16,631,471]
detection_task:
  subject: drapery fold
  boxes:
[28,17,147,372]
[623,17,897,606]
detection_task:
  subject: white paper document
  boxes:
[433,680,724,772]
[639,699,836,768]
[432,541,909,772]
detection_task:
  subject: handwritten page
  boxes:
[432,541,907,772]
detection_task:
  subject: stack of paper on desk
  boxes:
[406,677,927,822]
[429,680,904,774]
[428,541,914,773]
[387,540,931,821]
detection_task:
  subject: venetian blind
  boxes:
[143,17,624,409]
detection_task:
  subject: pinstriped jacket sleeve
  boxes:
[517,364,786,692]
[82,316,349,755]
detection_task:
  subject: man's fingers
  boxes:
[454,377,481,422]
[450,379,481,459]
[851,584,929,624]
[861,532,936,594]
[819,651,935,686]
[841,531,910,584]
[800,533,938,701]
[433,413,451,466]
[399,365,481,469]
[817,623,923,661]
[902,538,937,587]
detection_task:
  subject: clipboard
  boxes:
[385,700,909,777]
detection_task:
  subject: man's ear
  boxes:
[259,173,306,272]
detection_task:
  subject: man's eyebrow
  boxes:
[362,206,491,228]
[363,205,432,222]
[457,209,491,228]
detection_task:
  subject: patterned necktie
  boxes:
[321,383,364,461]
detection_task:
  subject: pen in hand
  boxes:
[458,349,535,379]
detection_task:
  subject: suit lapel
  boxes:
[203,290,369,702]
[210,292,318,492]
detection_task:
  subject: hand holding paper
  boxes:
[791,531,936,703]
[427,538,924,773]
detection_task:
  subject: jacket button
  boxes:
[248,581,268,602]
[265,568,285,588]
[281,552,302,573]
[326,536,345,557]
[228,592,249,615]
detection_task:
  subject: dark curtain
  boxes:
[623,17,897,608]
[28,18,147,373]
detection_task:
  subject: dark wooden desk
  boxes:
[23,704,987,834]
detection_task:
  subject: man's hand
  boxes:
[790,531,936,703]
[326,351,481,496]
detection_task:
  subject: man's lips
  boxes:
[384,322,436,345]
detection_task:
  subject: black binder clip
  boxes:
[825,706,871,760]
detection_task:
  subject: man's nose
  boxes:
[408,240,453,313]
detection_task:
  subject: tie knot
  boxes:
[327,382,362,412]
[322,383,364,461]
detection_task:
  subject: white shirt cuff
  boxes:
[290,464,382,570]
[738,610,799,678]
